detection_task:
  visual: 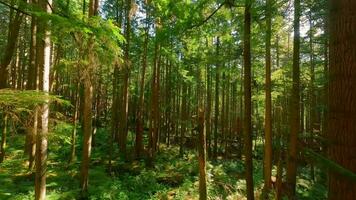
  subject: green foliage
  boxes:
[0,89,69,111]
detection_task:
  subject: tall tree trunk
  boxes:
[243,0,254,199]
[26,2,38,170]
[69,86,80,164]
[213,37,220,160]
[328,0,356,199]
[135,2,148,158]
[109,0,123,172]
[263,0,273,196]
[286,0,300,197]
[148,22,160,166]
[308,13,316,182]
[35,0,52,199]
[118,0,132,157]
[0,114,8,163]
[80,0,98,196]
[0,6,23,88]
[198,108,207,200]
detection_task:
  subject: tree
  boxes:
[35,0,52,199]
[286,0,300,197]
[328,0,356,199]
[0,2,24,88]
[80,0,99,196]
[243,0,254,199]
[263,0,273,197]
[135,0,149,159]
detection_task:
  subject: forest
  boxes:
[0,0,355,199]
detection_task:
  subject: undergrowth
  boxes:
[0,123,327,199]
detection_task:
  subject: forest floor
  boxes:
[0,122,327,200]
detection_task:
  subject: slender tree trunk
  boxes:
[28,109,38,170]
[213,37,220,160]
[243,1,254,199]
[328,0,356,199]
[118,0,132,157]
[308,13,316,182]
[286,0,300,197]
[135,3,148,158]
[35,0,52,198]
[80,0,98,196]
[206,62,212,156]
[198,108,207,200]
[0,6,23,88]
[263,0,273,197]
[26,3,38,170]
[109,0,123,172]
[69,87,79,164]
[0,115,8,163]
[148,23,160,166]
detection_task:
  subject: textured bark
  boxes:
[179,81,187,156]
[135,4,149,158]
[308,14,316,182]
[27,3,38,170]
[198,108,207,200]
[328,0,356,199]
[0,7,23,88]
[35,0,52,199]
[286,0,300,197]
[80,0,98,196]
[80,78,93,195]
[118,0,132,156]
[213,37,220,160]
[206,60,212,156]
[148,23,160,166]
[0,115,8,163]
[243,1,254,199]
[69,88,79,164]
[263,0,273,196]
[28,110,38,170]
[109,0,123,172]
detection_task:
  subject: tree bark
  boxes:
[0,6,23,88]
[198,108,207,200]
[213,37,220,160]
[80,0,98,196]
[135,2,149,158]
[243,0,254,199]
[263,0,273,197]
[286,0,300,197]
[35,0,52,199]
[0,114,8,163]
[328,0,356,199]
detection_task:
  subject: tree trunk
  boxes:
[0,114,8,163]
[213,37,220,160]
[0,6,23,88]
[35,0,52,198]
[198,108,207,200]
[328,0,356,199]
[118,0,132,157]
[286,0,300,197]
[80,0,98,196]
[26,0,38,170]
[69,87,79,164]
[263,0,273,197]
[135,4,148,158]
[243,0,254,199]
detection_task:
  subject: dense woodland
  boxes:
[0,0,355,199]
